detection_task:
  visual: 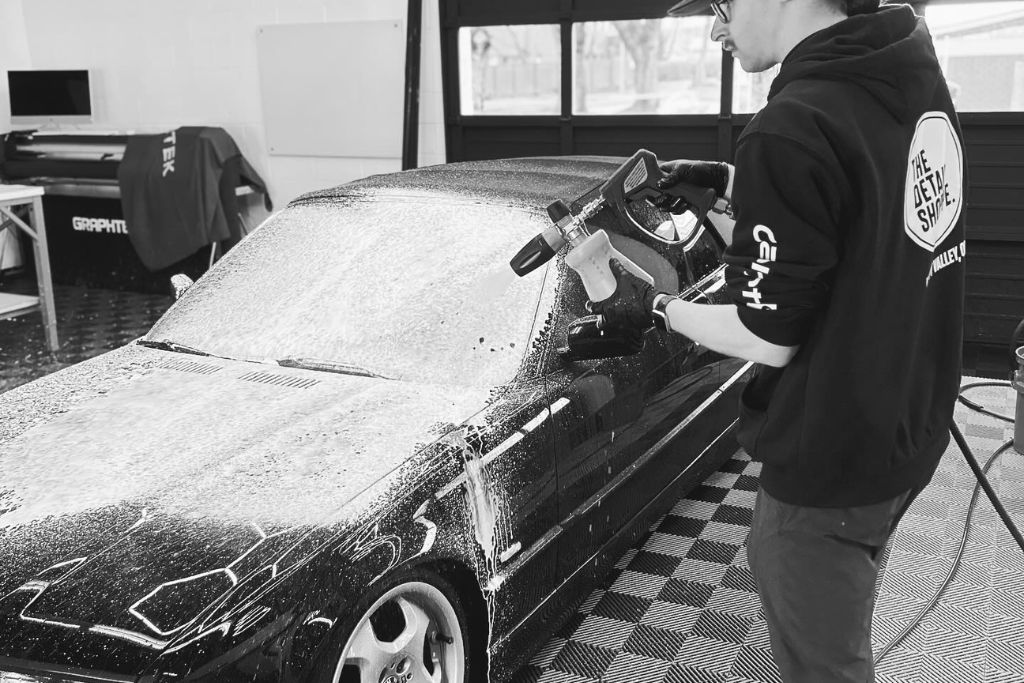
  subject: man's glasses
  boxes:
[711,0,730,22]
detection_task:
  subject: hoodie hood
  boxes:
[769,5,942,123]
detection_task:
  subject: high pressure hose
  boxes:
[950,392,1024,553]
[874,380,1021,665]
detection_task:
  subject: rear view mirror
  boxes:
[619,196,709,248]
[557,315,644,361]
[652,210,702,244]
[170,274,194,300]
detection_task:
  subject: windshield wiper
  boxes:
[276,357,391,379]
[136,339,212,356]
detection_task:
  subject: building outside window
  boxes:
[455,5,1024,118]
[458,25,561,115]
[572,18,721,115]
[733,65,780,114]
[926,1,1024,111]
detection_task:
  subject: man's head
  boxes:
[669,0,877,73]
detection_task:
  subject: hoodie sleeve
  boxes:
[723,131,844,347]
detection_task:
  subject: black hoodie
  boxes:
[722,5,966,507]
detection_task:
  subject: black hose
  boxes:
[874,381,1020,665]
[957,380,1016,422]
[950,421,1024,553]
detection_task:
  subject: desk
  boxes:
[0,185,59,352]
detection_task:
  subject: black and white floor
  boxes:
[0,279,170,394]
[511,383,1024,683]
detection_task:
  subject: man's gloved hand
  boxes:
[591,260,663,330]
[653,159,730,214]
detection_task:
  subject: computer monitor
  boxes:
[7,69,93,125]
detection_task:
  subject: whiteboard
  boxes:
[256,20,405,158]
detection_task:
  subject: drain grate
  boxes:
[237,371,319,389]
[157,359,222,375]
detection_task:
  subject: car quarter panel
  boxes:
[429,377,563,647]
[142,374,566,681]
[0,347,496,676]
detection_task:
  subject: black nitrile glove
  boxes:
[591,260,663,330]
[653,159,730,214]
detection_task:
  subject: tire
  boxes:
[330,565,481,683]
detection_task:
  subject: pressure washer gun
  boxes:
[508,148,719,303]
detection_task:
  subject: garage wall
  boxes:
[1,0,446,206]
[960,115,1024,375]
[0,2,31,115]
[0,1,30,270]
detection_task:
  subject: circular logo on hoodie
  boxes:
[903,111,964,252]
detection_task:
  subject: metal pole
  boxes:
[402,0,423,170]
[718,46,734,163]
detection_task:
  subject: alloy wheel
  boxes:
[333,580,466,683]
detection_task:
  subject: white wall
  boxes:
[2,0,446,206]
[0,1,31,267]
[0,1,31,121]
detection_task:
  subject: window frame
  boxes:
[440,0,1024,164]
[439,3,736,161]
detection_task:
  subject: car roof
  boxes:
[291,156,627,213]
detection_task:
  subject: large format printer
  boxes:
[0,128,271,293]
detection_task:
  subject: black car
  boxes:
[0,157,751,682]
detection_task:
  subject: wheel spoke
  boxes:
[393,596,432,654]
[416,658,442,683]
[344,618,390,681]
[334,581,464,683]
[359,666,380,683]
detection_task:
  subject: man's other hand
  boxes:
[654,159,730,213]
[591,260,661,330]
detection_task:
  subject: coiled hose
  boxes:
[874,380,1021,664]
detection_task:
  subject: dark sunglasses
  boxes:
[711,0,731,22]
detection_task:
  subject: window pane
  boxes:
[458,25,561,115]
[572,18,722,115]
[926,2,1024,111]
[732,64,780,114]
[686,226,724,284]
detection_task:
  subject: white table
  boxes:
[0,184,59,352]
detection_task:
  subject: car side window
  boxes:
[684,224,725,284]
[543,203,727,369]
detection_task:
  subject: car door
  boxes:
[428,259,566,644]
[544,212,731,580]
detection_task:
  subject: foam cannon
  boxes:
[508,149,718,289]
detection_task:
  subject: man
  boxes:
[593,1,966,681]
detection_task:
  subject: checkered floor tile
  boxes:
[512,452,780,683]
[873,382,1024,683]
[513,379,1024,683]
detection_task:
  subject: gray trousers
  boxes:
[746,485,921,683]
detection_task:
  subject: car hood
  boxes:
[0,345,491,672]
[0,345,491,530]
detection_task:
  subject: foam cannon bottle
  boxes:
[508,149,717,304]
[512,197,655,302]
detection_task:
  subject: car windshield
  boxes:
[146,195,551,387]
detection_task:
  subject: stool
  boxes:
[0,185,59,352]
